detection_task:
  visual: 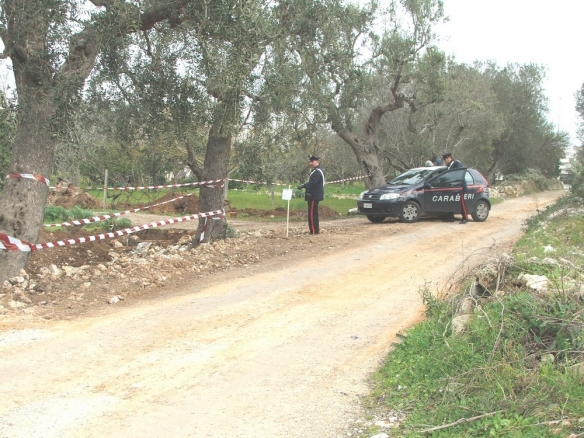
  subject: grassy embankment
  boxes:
[362,193,584,437]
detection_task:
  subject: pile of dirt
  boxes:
[2,186,345,323]
[0,216,365,322]
[230,205,341,220]
[147,192,201,214]
[46,183,102,210]
[25,228,191,273]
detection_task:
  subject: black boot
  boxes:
[459,218,467,224]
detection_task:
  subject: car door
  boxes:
[464,169,488,212]
[422,169,466,214]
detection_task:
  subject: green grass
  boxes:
[87,184,363,218]
[43,205,133,231]
[490,196,503,206]
[227,188,358,216]
[44,205,95,223]
[363,194,584,437]
[47,187,361,228]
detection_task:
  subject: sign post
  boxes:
[282,186,293,237]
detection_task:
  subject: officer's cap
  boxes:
[308,154,320,162]
[442,152,452,159]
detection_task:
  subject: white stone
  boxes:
[62,266,77,277]
[9,276,26,284]
[458,297,475,315]
[177,235,192,245]
[49,264,63,278]
[518,273,549,292]
[451,314,472,335]
[107,295,120,304]
[540,354,555,364]
[135,242,152,253]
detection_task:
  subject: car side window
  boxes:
[428,169,465,188]
[465,172,474,185]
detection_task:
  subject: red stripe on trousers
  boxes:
[309,201,316,234]
[460,190,468,218]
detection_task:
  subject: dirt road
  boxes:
[0,191,565,438]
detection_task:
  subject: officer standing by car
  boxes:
[297,155,325,235]
[443,152,462,169]
[442,152,468,224]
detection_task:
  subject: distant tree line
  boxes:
[49,60,569,187]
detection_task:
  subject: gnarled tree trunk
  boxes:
[0,92,55,280]
[195,135,230,243]
[0,0,193,283]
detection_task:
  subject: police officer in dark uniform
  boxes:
[442,152,468,224]
[443,152,463,169]
[297,155,325,235]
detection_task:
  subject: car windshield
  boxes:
[388,168,437,185]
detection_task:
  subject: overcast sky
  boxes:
[434,0,583,146]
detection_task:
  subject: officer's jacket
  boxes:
[448,159,463,169]
[304,165,325,201]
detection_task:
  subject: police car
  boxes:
[357,166,490,223]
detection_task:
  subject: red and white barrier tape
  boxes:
[227,178,290,187]
[229,175,367,186]
[197,213,225,244]
[0,233,35,251]
[47,173,367,192]
[63,178,226,191]
[6,173,50,186]
[326,175,368,184]
[0,210,224,252]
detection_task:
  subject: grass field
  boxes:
[86,183,365,219]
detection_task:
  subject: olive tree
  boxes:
[280,0,445,189]
[376,61,503,176]
[485,63,566,180]
[0,0,195,282]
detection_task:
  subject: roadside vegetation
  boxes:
[362,181,584,437]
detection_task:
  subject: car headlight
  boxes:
[379,193,400,200]
[358,191,368,200]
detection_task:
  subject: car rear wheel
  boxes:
[399,201,421,223]
[366,215,387,223]
[471,200,490,222]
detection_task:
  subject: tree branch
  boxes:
[418,410,504,434]
[58,0,193,85]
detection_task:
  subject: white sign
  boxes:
[282,189,293,201]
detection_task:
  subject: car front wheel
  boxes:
[471,200,490,222]
[366,215,387,223]
[399,201,421,223]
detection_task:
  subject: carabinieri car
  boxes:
[357,166,491,223]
